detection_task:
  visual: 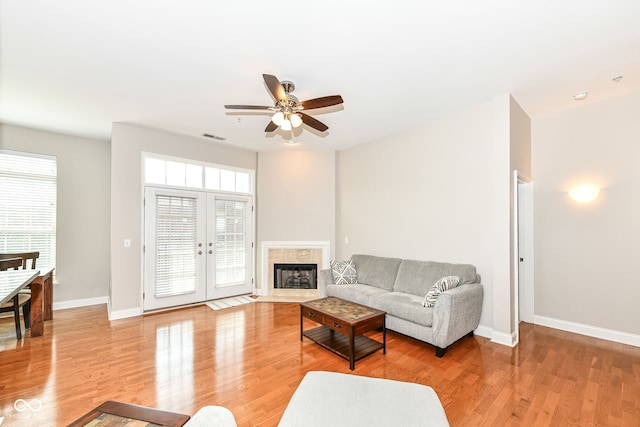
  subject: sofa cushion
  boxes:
[330,260,358,285]
[422,276,460,307]
[369,292,434,327]
[326,284,387,306]
[351,254,402,292]
[393,259,478,296]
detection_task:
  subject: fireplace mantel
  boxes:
[260,241,330,297]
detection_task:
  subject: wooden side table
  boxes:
[66,400,190,427]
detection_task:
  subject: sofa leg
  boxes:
[467,330,474,337]
[435,347,446,358]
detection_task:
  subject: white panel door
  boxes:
[144,187,207,311]
[206,194,253,300]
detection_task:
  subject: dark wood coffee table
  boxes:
[300,296,386,370]
[67,400,190,426]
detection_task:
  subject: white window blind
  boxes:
[215,199,247,287]
[0,151,57,268]
[155,195,198,298]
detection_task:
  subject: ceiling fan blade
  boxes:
[299,112,329,132]
[224,105,272,110]
[262,74,287,102]
[299,95,344,110]
[265,120,278,132]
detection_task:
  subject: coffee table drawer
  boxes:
[302,307,322,322]
[323,316,348,332]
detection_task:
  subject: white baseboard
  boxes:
[491,330,518,347]
[473,325,493,339]
[107,300,142,320]
[534,315,640,348]
[53,296,108,311]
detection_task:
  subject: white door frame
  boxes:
[513,171,534,334]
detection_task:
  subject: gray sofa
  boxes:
[319,254,483,357]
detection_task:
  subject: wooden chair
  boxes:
[0,258,32,339]
[0,251,39,294]
[0,251,39,270]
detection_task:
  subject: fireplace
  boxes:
[260,241,330,298]
[274,263,318,290]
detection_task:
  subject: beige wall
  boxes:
[110,123,257,317]
[0,123,111,304]
[336,101,498,331]
[508,96,532,332]
[256,150,336,292]
[532,90,640,335]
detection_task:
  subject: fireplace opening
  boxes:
[274,263,318,289]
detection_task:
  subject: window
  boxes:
[143,154,252,194]
[0,150,57,268]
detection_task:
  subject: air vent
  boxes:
[202,133,226,141]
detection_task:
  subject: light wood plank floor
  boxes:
[0,303,638,426]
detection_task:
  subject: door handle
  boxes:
[208,250,213,254]
[198,250,203,255]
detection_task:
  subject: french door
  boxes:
[207,195,253,299]
[143,187,253,311]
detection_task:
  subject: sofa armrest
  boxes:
[318,269,334,297]
[431,283,484,349]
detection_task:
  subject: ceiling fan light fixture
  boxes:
[281,119,292,131]
[290,113,303,128]
[272,111,285,125]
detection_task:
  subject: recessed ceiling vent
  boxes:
[202,133,226,141]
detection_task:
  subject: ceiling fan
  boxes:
[224,74,344,133]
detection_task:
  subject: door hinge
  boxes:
[251,242,254,248]
[143,292,145,299]
[143,245,145,253]
[252,205,254,212]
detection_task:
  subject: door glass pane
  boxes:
[215,199,247,287]
[155,195,198,297]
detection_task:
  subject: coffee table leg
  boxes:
[300,306,303,341]
[383,316,386,354]
[349,327,355,370]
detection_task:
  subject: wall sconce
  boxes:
[569,184,600,203]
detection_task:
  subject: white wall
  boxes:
[110,123,257,317]
[0,123,111,304]
[256,150,336,291]
[532,90,640,336]
[336,101,498,330]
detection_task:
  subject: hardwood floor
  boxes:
[0,302,638,426]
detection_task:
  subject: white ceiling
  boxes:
[1,1,639,151]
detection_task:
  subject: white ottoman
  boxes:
[183,406,237,427]
[279,371,450,427]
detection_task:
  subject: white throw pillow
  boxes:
[330,260,358,285]
[422,276,460,307]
